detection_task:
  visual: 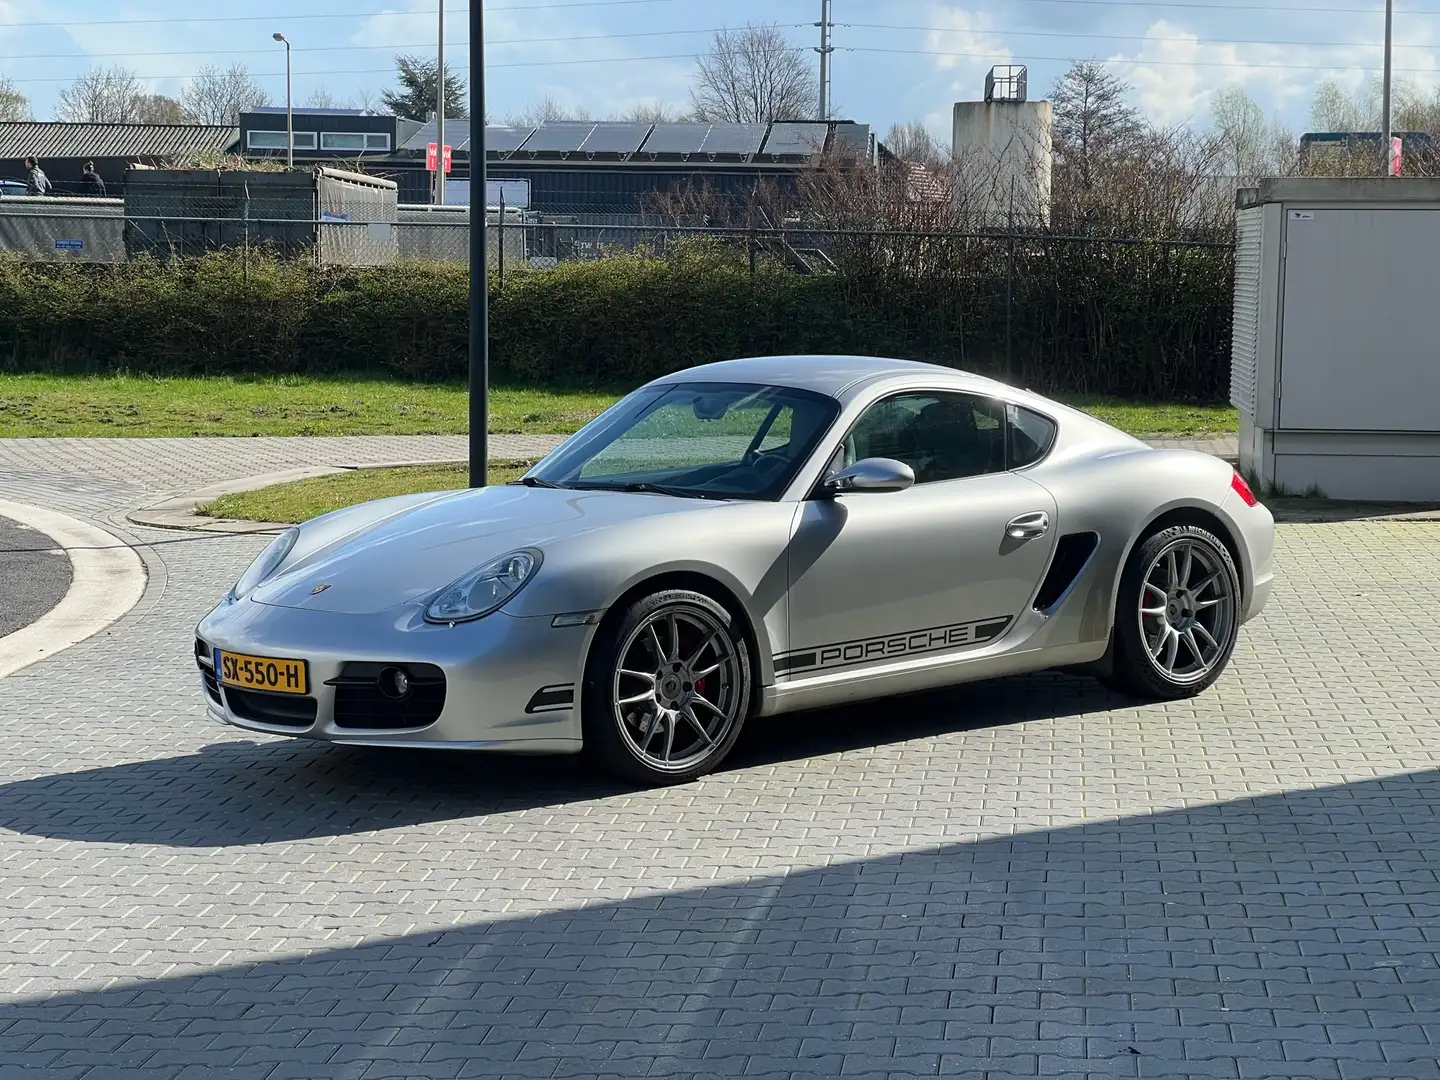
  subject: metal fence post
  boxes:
[1005,183,1016,384]
[748,228,756,278]
[498,196,505,290]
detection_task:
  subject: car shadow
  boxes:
[0,671,1129,849]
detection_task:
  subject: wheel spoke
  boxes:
[685,630,720,668]
[1143,582,1167,603]
[1141,604,1167,617]
[692,661,722,680]
[647,623,667,665]
[1194,596,1226,610]
[1192,621,1219,652]
[1179,545,1194,589]
[661,711,676,761]
[667,613,680,665]
[638,710,663,753]
[1165,550,1179,591]
[680,706,715,746]
[1191,569,1222,598]
[690,690,724,717]
[618,689,656,706]
[1182,628,1204,668]
[618,669,656,684]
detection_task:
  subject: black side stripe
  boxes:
[775,615,1012,677]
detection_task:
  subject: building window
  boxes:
[246,130,316,150]
[366,132,390,151]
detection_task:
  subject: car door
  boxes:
[780,390,1058,681]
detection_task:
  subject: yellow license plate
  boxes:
[216,650,308,695]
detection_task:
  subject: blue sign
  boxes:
[320,211,350,222]
[55,239,84,251]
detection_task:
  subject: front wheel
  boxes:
[1101,524,1242,700]
[581,590,752,785]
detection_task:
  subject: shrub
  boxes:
[0,236,1234,400]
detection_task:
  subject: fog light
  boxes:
[379,666,411,699]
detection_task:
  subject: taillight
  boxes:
[1231,470,1258,507]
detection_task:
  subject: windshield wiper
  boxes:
[620,482,711,499]
[514,476,564,489]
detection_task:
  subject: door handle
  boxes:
[1005,511,1050,540]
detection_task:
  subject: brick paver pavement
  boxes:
[5,432,1440,1080]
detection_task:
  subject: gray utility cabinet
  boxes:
[1232,177,1440,500]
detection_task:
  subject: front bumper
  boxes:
[196,595,593,752]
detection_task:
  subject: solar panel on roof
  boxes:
[640,123,711,155]
[522,122,598,153]
[577,122,652,155]
[699,123,767,156]
[761,122,830,157]
[481,125,532,153]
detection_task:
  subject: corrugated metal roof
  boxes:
[0,122,238,161]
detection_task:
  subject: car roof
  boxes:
[650,354,1009,399]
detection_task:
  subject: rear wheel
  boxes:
[582,590,752,785]
[1101,524,1241,700]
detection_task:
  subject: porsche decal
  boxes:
[775,616,1012,677]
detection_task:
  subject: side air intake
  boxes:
[1033,532,1100,612]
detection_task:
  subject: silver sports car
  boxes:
[196,354,1274,784]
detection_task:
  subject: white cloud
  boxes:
[925,3,1012,95]
[1107,18,1440,128]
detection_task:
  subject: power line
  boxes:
[0,0,700,30]
[848,45,1440,73]
[0,25,777,64]
[845,22,1437,52]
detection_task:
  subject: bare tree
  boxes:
[0,75,29,121]
[305,85,341,110]
[691,23,818,123]
[883,121,948,167]
[1210,86,1269,177]
[1308,77,1366,132]
[55,66,147,122]
[134,94,188,124]
[615,100,686,124]
[180,63,270,125]
[1049,60,1144,191]
[503,94,592,127]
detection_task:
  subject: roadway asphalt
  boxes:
[0,514,71,639]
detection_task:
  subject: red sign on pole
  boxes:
[442,144,453,174]
[1391,135,1403,176]
[426,142,438,171]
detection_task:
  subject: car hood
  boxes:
[251,485,724,615]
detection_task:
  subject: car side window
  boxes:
[842,392,1006,484]
[1007,404,1057,468]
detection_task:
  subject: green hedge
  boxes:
[0,238,1234,399]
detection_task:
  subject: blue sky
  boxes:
[0,0,1430,135]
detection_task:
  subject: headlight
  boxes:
[230,527,300,600]
[425,549,541,624]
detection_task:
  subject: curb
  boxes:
[0,499,148,679]
[125,458,496,534]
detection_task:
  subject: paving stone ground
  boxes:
[3,433,1439,1080]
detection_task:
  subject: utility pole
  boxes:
[1381,0,1395,177]
[816,0,833,120]
[468,0,488,486]
[436,0,446,204]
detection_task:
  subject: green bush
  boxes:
[0,237,1234,399]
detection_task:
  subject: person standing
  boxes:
[81,161,106,196]
[23,156,50,196]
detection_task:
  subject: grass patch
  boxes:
[197,462,534,524]
[0,374,616,438]
[0,373,1238,440]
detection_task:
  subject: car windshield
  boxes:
[526,381,841,500]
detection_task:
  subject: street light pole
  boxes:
[1381,0,1395,176]
[436,0,446,204]
[816,0,832,120]
[468,0,488,487]
[272,33,292,168]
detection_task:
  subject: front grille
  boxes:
[328,662,446,730]
[225,688,317,728]
[202,670,222,705]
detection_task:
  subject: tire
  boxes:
[581,589,753,785]
[1100,523,1242,701]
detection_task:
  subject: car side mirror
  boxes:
[822,457,915,495]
